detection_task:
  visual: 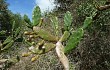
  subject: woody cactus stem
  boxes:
[55,31,70,70]
[56,41,69,70]
[55,11,73,70]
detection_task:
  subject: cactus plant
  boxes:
[2,36,13,45]
[1,40,14,50]
[64,16,93,53]
[22,5,94,70]
[1,21,22,51]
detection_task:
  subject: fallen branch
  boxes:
[97,4,110,11]
[0,59,8,64]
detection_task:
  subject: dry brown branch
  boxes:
[97,4,110,11]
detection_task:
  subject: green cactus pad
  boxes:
[32,6,41,26]
[64,11,72,30]
[50,16,59,35]
[1,40,14,51]
[33,26,59,42]
[82,16,92,29]
[44,43,56,53]
[64,28,84,53]
[3,36,13,45]
[59,31,70,42]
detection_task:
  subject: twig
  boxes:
[97,4,110,11]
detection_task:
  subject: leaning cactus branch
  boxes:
[33,26,59,42]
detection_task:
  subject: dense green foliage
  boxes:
[0,0,11,34]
